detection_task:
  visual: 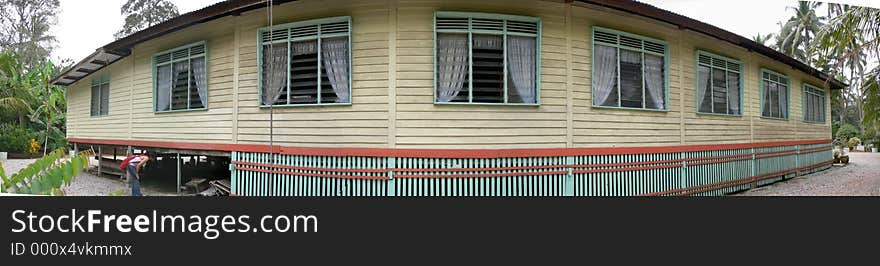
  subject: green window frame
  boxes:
[802,83,826,123]
[591,26,669,111]
[90,74,110,117]
[760,68,790,119]
[695,50,743,116]
[152,41,209,113]
[257,16,352,107]
[433,12,542,105]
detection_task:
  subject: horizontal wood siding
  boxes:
[66,0,831,150]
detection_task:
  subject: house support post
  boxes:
[97,146,102,177]
[176,153,182,195]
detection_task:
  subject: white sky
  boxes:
[51,0,223,62]
[51,0,880,63]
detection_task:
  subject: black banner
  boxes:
[1,197,878,264]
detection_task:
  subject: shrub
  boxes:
[0,123,34,153]
[848,137,861,149]
[836,124,859,142]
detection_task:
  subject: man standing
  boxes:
[123,153,151,196]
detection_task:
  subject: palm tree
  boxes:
[752,33,775,48]
[777,1,824,63]
[813,5,880,134]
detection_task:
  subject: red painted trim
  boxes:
[234,166,389,180]
[572,164,682,174]
[68,137,833,158]
[233,161,389,173]
[395,171,569,179]
[393,164,570,173]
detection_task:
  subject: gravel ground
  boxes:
[2,157,177,196]
[737,152,880,196]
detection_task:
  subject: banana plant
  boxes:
[0,149,92,195]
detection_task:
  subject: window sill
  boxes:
[154,108,209,114]
[259,103,352,108]
[695,112,743,118]
[759,116,789,121]
[802,120,827,124]
[89,115,110,118]
[591,105,668,112]
[434,102,540,107]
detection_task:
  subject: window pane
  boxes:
[778,84,787,118]
[762,80,771,117]
[262,42,289,105]
[593,44,618,107]
[436,33,470,103]
[156,64,172,111]
[471,34,504,103]
[643,54,664,109]
[727,72,740,115]
[320,36,351,104]
[171,61,190,110]
[712,68,727,113]
[90,85,99,116]
[769,82,779,117]
[100,83,110,115]
[697,65,712,113]
[506,35,537,104]
[290,40,319,104]
[619,49,643,108]
[189,57,207,109]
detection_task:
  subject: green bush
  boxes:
[836,124,859,142]
[848,137,861,149]
[0,123,34,153]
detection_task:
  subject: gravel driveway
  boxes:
[737,152,880,196]
[2,157,176,196]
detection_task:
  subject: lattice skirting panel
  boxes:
[231,142,833,196]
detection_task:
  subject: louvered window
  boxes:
[259,16,351,106]
[761,69,789,119]
[803,84,826,123]
[696,51,742,115]
[592,27,668,110]
[434,12,540,104]
[90,75,110,117]
[153,41,208,112]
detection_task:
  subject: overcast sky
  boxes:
[50,0,879,63]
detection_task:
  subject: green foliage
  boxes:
[0,148,91,195]
[836,123,859,142]
[108,189,126,196]
[776,1,824,63]
[848,137,861,148]
[0,123,35,153]
[115,0,179,39]
[0,50,67,154]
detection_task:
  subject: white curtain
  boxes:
[436,33,468,102]
[644,54,665,109]
[261,43,288,105]
[191,57,207,107]
[507,35,536,104]
[763,81,772,116]
[727,72,740,114]
[778,84,787,118]
[696,66,710,112]
[592,44,617,106]
[321,37,350,103]
[156,65,171,111]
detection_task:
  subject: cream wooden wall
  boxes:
[65,0,832,150]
